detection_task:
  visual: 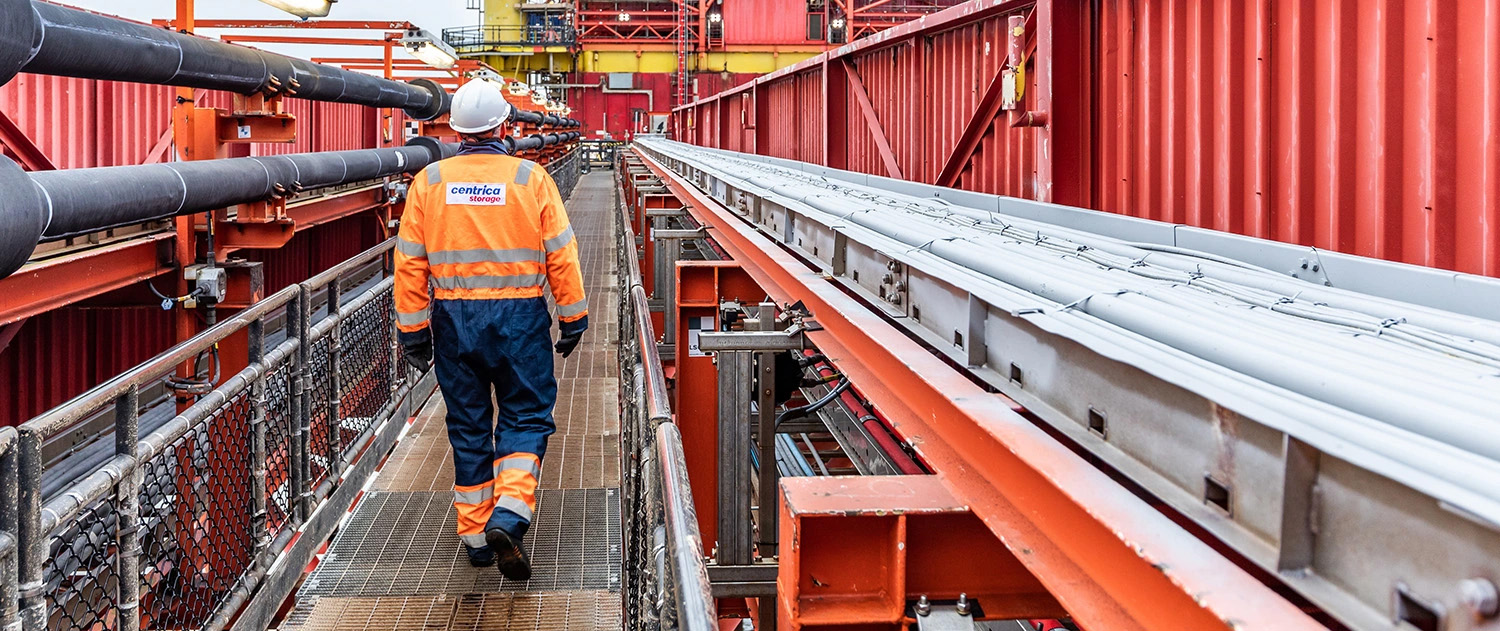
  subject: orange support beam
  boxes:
[0,234,174,326]
[779,476,1065,629]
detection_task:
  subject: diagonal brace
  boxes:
[842,58,904,181]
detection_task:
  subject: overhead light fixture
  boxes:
[257,0,334,19]
[617,12,631,22]
[401,28,459,69]
[707,11,722,23]
[830,17,845,29]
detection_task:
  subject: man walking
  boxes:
[393,79,588,580]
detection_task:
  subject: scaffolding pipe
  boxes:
[0,0,449,120]
[0,139,457,278]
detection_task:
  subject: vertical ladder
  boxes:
[676,0,690,107]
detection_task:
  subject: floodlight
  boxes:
[402,29,459,69]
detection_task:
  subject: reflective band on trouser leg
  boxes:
[495,495,534,523]
[489,453,541,537]
[454,480,496,548]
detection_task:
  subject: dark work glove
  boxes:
[400,328,433,373]
[556,315,589,358]
[404,341,433,372]
[554,331,583,358]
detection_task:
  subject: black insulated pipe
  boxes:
[0,0,450,120]
[510,110,544,125]
[499,131,579,154]
[507,111,579,129]
[0,138,457,278]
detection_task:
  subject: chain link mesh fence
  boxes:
[138,389,256,629]
[18,242,415,631]
[336,291,394,454]
[42,497,118,631]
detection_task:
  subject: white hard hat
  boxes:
[449,79,513,134]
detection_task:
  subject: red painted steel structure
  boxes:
[0,13,404,427]
[672,0,1500,279]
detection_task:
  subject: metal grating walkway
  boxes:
[280,171,623,631]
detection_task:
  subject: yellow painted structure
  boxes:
[475,0,822,83]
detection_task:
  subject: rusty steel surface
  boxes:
[633,146,1324,631]
[673,0,1500,279]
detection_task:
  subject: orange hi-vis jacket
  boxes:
[394,153,587,336]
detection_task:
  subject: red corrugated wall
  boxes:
[675,0,1500,278]
[1,76,176,168]
[0,214,385,427]
[0,307,175,428]
[2,76,385,167]
[564,72,757,139]
[0,73,393,427]
[1095,0,1500,276]
[722,0,817,45]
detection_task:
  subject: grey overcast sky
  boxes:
[58,1,481,77]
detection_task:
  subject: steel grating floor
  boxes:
[280,171,624,631]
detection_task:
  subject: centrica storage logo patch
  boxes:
[447,182,507,205]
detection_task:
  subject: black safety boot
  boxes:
[464,545,495,567]
[485,527,532,581]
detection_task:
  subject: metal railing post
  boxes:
[0,428,19,631]
[15,429,41,631]
[295,287,313,520]
[248,314,271,569]
[115,385,141,631]
[326,276,343,477]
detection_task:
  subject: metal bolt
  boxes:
[956,593,970,616]
[915,595,931,616]
[1460,578,1500,618]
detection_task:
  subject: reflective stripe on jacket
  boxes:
[394,154,587,335]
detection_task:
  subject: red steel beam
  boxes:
[934,60,1010,187]
[841,59,903,180]
[0,234,174,326]
[221,34,398,47]
[313,57,429,66]
[153,19,414,29]
[633,148,1324,631]
[0,110,56,171]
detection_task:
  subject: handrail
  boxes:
[11,239,413,631]
[656,423,716,631]
[617,157,716,631]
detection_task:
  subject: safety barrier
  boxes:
[616,163,715,631]
[549,148,584,202]
[8,240,428,631]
